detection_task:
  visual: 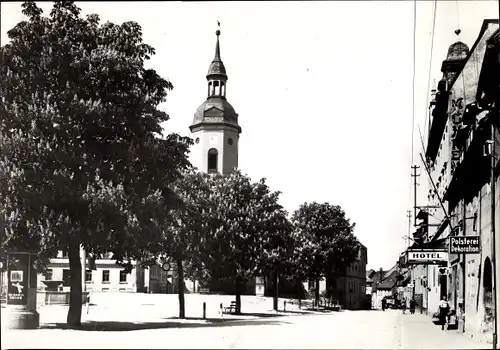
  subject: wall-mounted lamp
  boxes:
[464,213,478,232]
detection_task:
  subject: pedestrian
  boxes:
[438,296,450,330]
[381,297,386,311]
[401,298,406,314]
[410,299,416,314]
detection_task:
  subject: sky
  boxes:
[1,1,499,271]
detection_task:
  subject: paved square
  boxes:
[1,294,489,349]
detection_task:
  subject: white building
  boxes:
[37,250,147,293]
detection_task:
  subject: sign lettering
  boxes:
[449,236,480,254]
[406,250,448,265]
[7,254,29,306]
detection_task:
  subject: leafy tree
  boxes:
[203,170,290,314]
[255,208,294,311]
[0,1,191,326]
[291,202,359,304]
[145,170,214,319]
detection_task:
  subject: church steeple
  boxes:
[207,23,227,98]
[189,23,241,176]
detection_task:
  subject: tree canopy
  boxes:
[291,202,360,300]
[0,1,191,325]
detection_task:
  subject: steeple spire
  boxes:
[214,25,221,62]
[207,21,227,78]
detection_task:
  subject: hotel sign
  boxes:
[449,236,480,254]
[406,250,448,265]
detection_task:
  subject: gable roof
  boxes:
[376,269,399,290]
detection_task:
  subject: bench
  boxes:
[199,288,210,294]
[223,301,238,314]
[447,313,458,329]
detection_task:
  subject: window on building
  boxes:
[61,250,69,258]
[85,270,92,282]
[119,270,128,283]
[102,270,110,283]
[62,269,71,286]
[228,138,233,145]
[207,148,218,173]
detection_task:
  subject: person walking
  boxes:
[381,297,386,311]
[410,299,416,314]
[401,298,407,314]
[438,296,450,330]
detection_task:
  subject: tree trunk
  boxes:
[67,239,82,327]
[177,259,185,319]
[235,278,242,315]
[273,269,279,311]
[315,279,320,306]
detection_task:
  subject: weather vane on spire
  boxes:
[217,18,220,29]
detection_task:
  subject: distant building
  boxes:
[37,249,147,293]
[370,266,398,309]
[327,244,368,310]
[366,269,374,296]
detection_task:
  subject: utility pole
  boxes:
[411,165,420,227]
[406,210,412,249]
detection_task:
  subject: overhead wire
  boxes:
[423,0,438,145]
[409,0,417,216]
[411,0,417,167]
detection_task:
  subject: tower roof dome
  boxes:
[446,41,469,61]
[191,96,240,132]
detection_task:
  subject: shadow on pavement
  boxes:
[39,317,288,331]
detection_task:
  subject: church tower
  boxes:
[189,26,241,174]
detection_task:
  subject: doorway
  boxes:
[483,257,493,323]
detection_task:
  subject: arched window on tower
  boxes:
[221,82,226,96]
[208,81,212,97]
[207,148,218,173]
[213,81,220,96]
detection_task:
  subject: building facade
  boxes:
[399,19,499,344]
[327,244,368,309]
[441,20,499,342]
[37,250,147,293]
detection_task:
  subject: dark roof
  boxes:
[375,269,399,290]
[190,97,240,132]
[446,41,469,61]
[207,30,227,78]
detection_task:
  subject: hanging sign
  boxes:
[406,250,448,265]
[449,236,480,254]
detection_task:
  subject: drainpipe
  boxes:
[490,122,497,349]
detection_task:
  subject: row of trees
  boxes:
[0,1,360,327]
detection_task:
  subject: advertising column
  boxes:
[5,251,40,329]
